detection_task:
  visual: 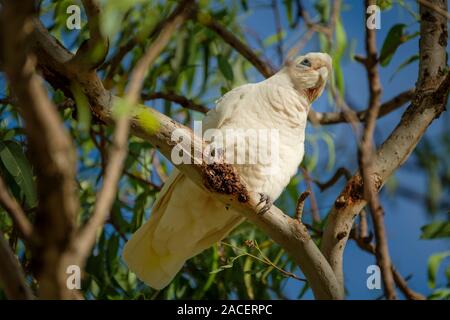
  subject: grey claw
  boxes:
[257,193,272,215]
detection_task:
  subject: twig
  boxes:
[69,0,108,70]
[359,0,396,300]
[359,208,369,239]
[313,89,415,125]
[0,175,34,242]
[314,167,351,191]
[0,230,34,299]
[351,234,425,300]
[142,91,208,113]
[221,241,306,282]
[295,190,311,221]
[124,171,162,191]
[104,0,196,85]
[301,168,320,223]
[196,11,275,78]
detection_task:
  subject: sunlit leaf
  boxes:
[421,221,450,239]
[428,251,450,288]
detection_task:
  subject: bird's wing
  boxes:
[202,83,256,131]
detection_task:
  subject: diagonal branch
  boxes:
[196,10,275,78]
[0,175,34,243]
[104,0,196,85]
[0,230,34,300]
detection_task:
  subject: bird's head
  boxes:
[285,52,332,103]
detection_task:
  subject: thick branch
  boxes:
[2,0,79,299]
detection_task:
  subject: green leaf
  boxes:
[0,141,37,209]
[380,24,418,67]
[240,0,248,11]
[335,19,347,60]
[263,31,286,47]
[217,54,234,82]
[428,251,450,288]
[70,82,91,133]
[428,288,450,300]
[243,256,254,299]
[421,221,450,239]
[377,0,393,11]
[334,63,345,97]
[284,0,293,26]
[390,54,419,81]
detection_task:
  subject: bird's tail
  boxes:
[122,170,243,290]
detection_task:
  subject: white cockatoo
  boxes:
[123,52,332,289]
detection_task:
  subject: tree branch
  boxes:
[0,230,34,300]
[312,89,415,125]
[2,0,79,299]
[103,0,196,86]
[358,0,396,300]
[0,175,34,242]
[351,234,426,300]
[68,0,108,70]
[141,91,209,114]
[321,0,449,297]
[196,10,275,78]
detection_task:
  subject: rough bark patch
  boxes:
[200,163,249,202]
[334,175,364,209]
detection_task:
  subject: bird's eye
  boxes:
[299,58,311,67]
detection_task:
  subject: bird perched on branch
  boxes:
[123,52,332,289]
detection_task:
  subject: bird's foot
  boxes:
[257,193,272,215]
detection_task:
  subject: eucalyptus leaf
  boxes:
[0,140,37,209]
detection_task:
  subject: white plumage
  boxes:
[123,52,332,289]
